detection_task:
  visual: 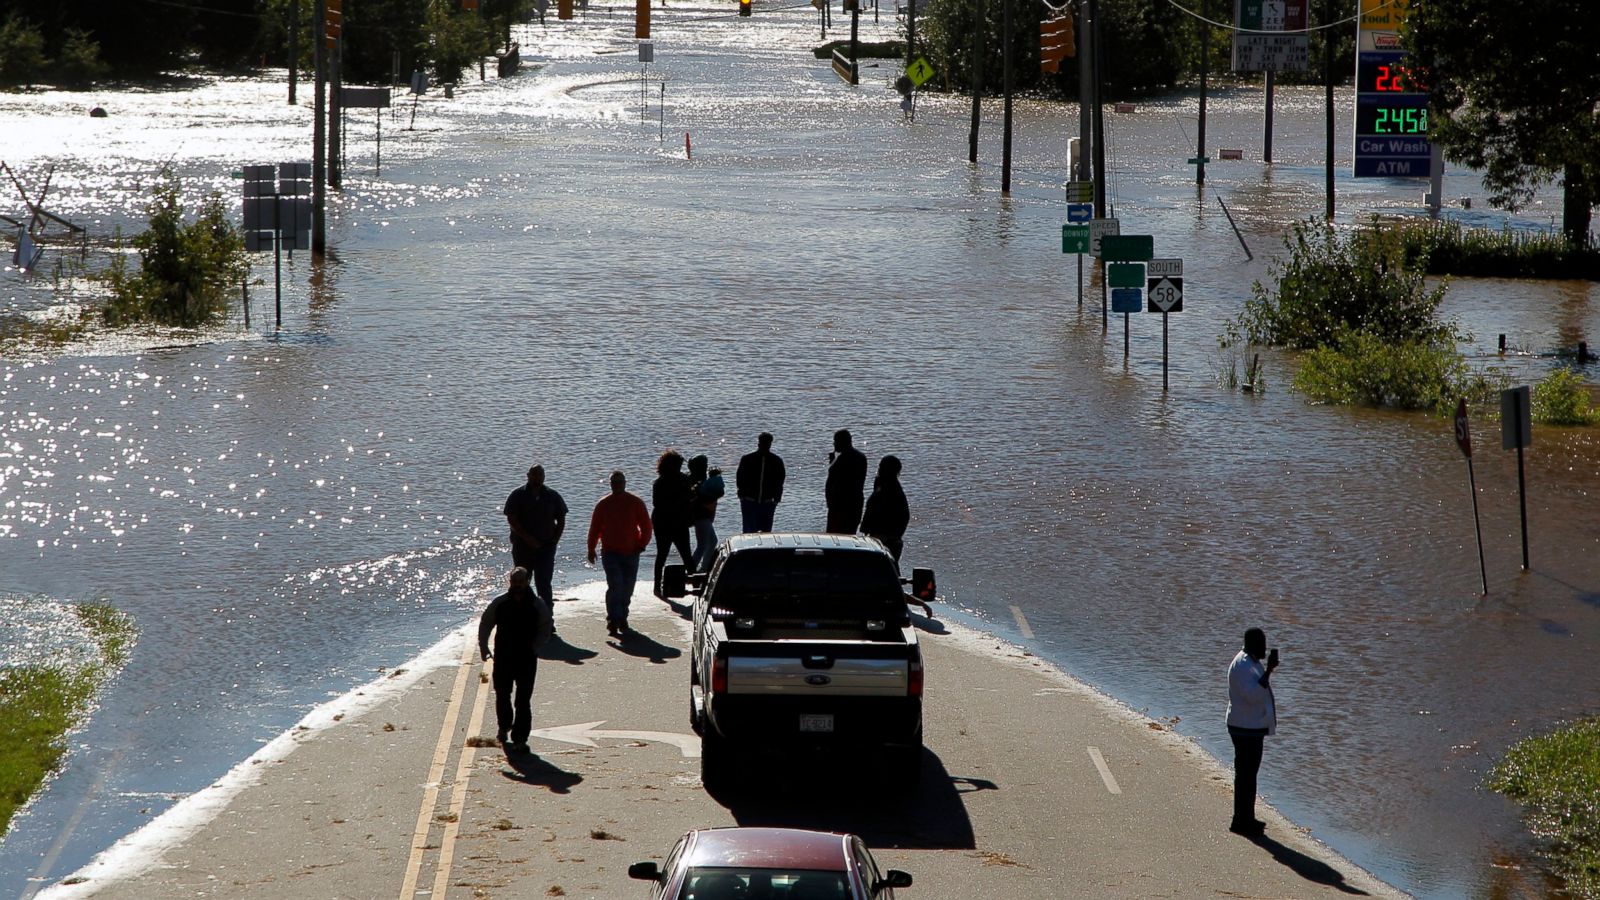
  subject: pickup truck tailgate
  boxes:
[728,654,907,696]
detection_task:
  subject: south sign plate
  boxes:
[1146,257,1182,278]
[1147,276,1183,312]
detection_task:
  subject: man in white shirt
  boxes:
[1226,627,1278,836]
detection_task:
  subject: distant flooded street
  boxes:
[3,4,1599,897]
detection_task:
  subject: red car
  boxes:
[628,827,913,899]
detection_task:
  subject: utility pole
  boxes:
[1077,0,1091,180]
[1196,0,1208,186]
[1263,70,1274,163]
[1001,0,1013,194]
[968,0,983,164]
[288,0,299,105]
[312,0,326,254]
[330,33,343,191]
[1324,0,1334,219]
[1090,0,1105,217]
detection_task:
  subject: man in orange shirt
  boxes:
[587,470,654,637]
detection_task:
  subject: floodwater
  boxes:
[3,4,1599,897]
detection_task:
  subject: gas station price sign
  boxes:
[1353,0,1431,178]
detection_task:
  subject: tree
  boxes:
[1407,0,1600,246]
[0,16,49,88]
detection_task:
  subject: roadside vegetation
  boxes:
[0,602,135,838]
[1489,718,1600,899]
[1224,217,1504,412]
[99,173,249,329]
[1392,220,1600,280]
[1531,368,1600,426]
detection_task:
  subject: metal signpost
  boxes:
[1087,217,1118,329]
[1065,184,1094,306]
[242,163,312,330]
[1501,385,1533,571]
[1144,257,1182,391]
[340,86,391,175]
[1101,234,1152,359]
[1455,399,1488,595]
[1354,0,1430,178]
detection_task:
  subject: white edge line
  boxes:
[34,624,475,900]
[1087,746,1122,795]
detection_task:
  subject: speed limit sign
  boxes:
[1146,276,1183,312]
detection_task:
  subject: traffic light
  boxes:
[739,0,751,14]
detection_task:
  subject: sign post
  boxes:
[1145,258,1182,391]
[1455,399,1487,595]
[1501,386,1533,571]
[1101,235,1153,359]
[1087,217,1119,330]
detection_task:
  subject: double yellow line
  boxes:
[398,638,494,900]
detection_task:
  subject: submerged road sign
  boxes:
[1062,224,1090,254]
[1110,288,1142,313]
[1108,262,1145,288]
[1065,180,1094,203]
[1088,218,1120,257]
[1100,234,1153,262]
[1147,276,1183,312]
[1067,202,1093,223]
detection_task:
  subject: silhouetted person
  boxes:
[736,432,786,533]
[478,567,554,754]
[650,450,694,598]
[1227,627,1278,836]
[587,470,653,637]
[688,454,724,573]
[504,464,567,606]
[860,455,909,564]
[824,429,867,534]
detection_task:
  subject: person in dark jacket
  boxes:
[687,454,724,573]
[860,455,910,564]
[478,567,555,754]
[650,449,694,598]
[503,464,567,606]
[824,429,868,534]
[736,432,786,533]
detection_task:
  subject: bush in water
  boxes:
[1531,367,1599,426]
[1291,328,1502,412]
[101,173,249,329]
[1488,717,1600,898]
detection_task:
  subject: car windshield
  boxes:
[676,867,851,900]
[713,549,904,619]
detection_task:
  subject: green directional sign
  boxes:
[1107,262,1145,288]
[1062,224,1090,254]
[1100,234,1154,262]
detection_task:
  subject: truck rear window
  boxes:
[713,549,904,618]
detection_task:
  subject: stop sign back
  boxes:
[1454,399,1472,458]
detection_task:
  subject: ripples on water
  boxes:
[3,6,1600,898]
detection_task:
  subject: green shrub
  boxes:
[1393,219,1600,280]
[1531,367,1599,426]
[1231,217,1454,351]
[1292,328,1502,412]
[101,174,248,328]
[0,16,49,88]
[1489,718,1600,898]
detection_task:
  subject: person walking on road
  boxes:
[478,567,554,754]
[1226,627,1279,836]
[824,429,868,534]
[687,454,725,572]
[860,455,910,565]
[503,465,568,605]
[736,432,785,533]
[650,450,694,598]
[587,470,653,637]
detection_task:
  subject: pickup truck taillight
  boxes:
[711,656,728,695]
[908,658,923,697]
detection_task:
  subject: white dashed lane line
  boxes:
[1088,746,1123,794]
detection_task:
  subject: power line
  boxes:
[1157,0,1381,34]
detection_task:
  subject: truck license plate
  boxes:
[799,714,834,733]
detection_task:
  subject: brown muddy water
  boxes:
[2,5,1599,897]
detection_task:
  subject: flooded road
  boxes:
[3,5,1599,897]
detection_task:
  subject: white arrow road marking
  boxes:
[1087,746,1122,794]
[531,721,702,758]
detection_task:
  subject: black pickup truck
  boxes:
[665,533,936,790]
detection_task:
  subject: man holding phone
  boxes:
[1226,627,1278,836]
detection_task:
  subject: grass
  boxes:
[1393,219,1600,280]
[0,602,135,838]
[1489,717,1600,897]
